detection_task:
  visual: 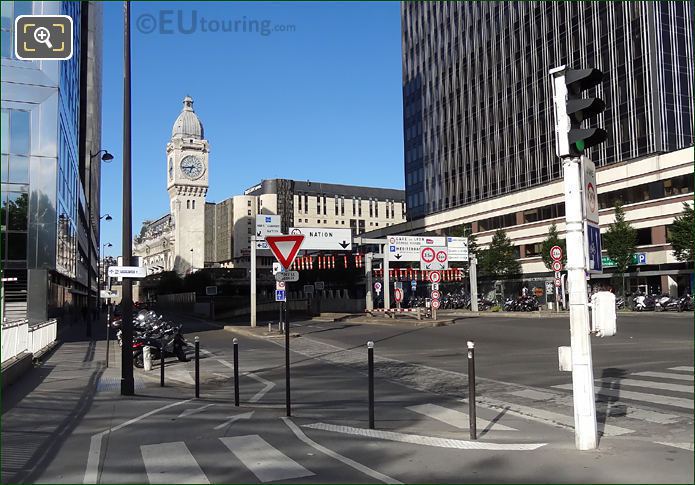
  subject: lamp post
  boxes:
[87,150,113,338]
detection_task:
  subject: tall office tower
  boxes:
[1,1,103,323]
[401,2,693,219]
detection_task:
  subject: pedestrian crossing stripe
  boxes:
[551,384,694,410]
[632,371,693,382]
[668,366,694,373]
[593,377,693,394]
[141,442,209,484]
[406,403,517,431]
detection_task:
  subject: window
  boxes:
[187,200,190,209]
[247,210,251,216]
[524,242,542,257]
[247,200,251,207]
[636,227,652,246]
[1,1,32,59]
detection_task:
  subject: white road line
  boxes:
[141,442,209,484]
[84,399,192,484]
[594,378,693,394]
[668,366,694,373]
[281,417,402,485]
[177,404,215,419]
[213,411,254,430]
[303,423,546,450]
[219,435,314,483]
[632,371,694,382]
[476,398,634,437]
[406,403,517,431]
[552,384,694,409]
[216,358,275,403]
[655,441,695,451]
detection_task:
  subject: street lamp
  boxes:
[86,149,114,339]
[100,214,113,221]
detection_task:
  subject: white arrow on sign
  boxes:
[289,227,352,251]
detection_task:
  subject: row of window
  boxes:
[295,193,404,219]
[474,173,694,233]
[523,227,661,258]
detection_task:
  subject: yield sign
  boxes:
[265,235,305,269]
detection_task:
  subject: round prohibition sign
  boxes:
[550,245,563,261]
[436,250,448,263]
[551,260,563,272]
[554,278,562,287]
[431,299,441,309]
[431,290,441,300]
[428,271,441,283]
[394,288,403,302]
[421,247,435,263]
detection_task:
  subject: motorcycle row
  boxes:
[630,293,694,312]
[111,310,191,368]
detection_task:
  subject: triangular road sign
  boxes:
[265,235,305,269]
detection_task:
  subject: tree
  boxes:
[603,201,636,296]
[668,202,694,262]
[540,223,567,270]
[479,229,521,279]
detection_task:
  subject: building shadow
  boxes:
[595,367,627,441]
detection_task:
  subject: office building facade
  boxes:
[1,1,103,322]
[375,2,694,294]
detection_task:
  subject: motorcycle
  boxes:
[655,294,680,312]
[633,294,656,311]
[677,294,694,312]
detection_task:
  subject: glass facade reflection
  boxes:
[1,1,102,323]
[401,2,694,219]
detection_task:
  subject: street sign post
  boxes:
[428,271,441,283]
[288,227,352,251]
[550,246,563,261]
[107,266,146,278]
[275,289,286,302]
[431,290,441,300]
[387,235,446,261]
[585,222,603,273]
[266,235,305,269]
[315,281,325,291]
[446,237,469,262]
[255,215,282,250]
[374,281,382,294]
[552,260,563,272]
[581,157,599,224]
[421,247,448,270]
[394,288,403,302]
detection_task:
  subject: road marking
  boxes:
[216,358,275,403]
[406,403,517,431]
[655,441,695,451]
[281,417,402,484]
[219,435,314,483]
[303,423,546,450]
[632,371,693,382]
[177,404,215,419]
[167,369,195,385]
[476,398,634,437]
[84,399,192,484]
[594,378,693,394]
[552,384,693,409]
[508,389,556,401]
[141,441,209,484]
[668,366,693,373]
[213,411,254,430]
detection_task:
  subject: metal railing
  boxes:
[1,318,57,364]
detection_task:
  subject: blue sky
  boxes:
[99,2,404,257]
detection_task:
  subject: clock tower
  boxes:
[167,96,209,274]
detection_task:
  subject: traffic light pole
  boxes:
[562,156,597,451]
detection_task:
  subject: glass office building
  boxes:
[402,2,694,219]
[1,1,103,323]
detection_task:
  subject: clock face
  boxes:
[179,155,204,180]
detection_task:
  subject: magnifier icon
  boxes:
[33,27,53,49]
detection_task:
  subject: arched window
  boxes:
[187,200,190,209]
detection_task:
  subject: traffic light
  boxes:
[564,68,607,156]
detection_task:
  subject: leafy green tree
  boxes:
[540,223,567,270]
[668,202,694,262]
[603,201,636,296]
[479,229,521,279]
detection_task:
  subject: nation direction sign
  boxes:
[289,227,352,251]
[266,235,305,269]
[107,266,146,278]
[255,215,282,250]
[387,235,446,261]
[275,271,299,282]
[446,237,469,262]
[550,245,563,261]
[420,246,448,270]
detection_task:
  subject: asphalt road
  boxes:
[3,312,692,484]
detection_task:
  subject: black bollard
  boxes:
[467,340,476,440]
[233,338,240,406]
[160,337,165,387]
[194,336,200,398]
[368,341,375,429]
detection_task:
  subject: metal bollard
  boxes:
[367,341,375,429]
[233,338,240,406]
[160,337,165,387]
[144,345,152,371]
[467,340,476,440]
[194,336,200,398]
[268,323,272,333]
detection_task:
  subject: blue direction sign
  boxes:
[411,279,417,290]
[586,222,602,273]
[275,289,286,302]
